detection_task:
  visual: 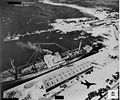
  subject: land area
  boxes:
[0,0,119,72]
[0,0,119,100]
[1,0,119,38]
[1,0,92,38]
[51,0,119,11]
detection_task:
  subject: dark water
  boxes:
[0,2,98,72]
[1,30,104,72]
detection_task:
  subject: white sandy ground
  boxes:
[3,1,119,100]
[3,47,119,100]
[4,0,117,41]
[50,18,118,35]
[38,0,118,35]
[3,31,119,100]
[59,58,118,100]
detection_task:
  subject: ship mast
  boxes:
[27,44,42,65]
[10,58,15,72]
[78,31,86,52]
[10,58,18,80]
[78,40,82,52]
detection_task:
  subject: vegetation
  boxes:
[85,85,110,100]
[51,0,119,11]
[86,71,119,100]
[105,71,119,85]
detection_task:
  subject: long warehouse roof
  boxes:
[42,61,93,92]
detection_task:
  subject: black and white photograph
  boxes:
[0,0,119,100]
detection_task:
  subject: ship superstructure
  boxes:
[3,54,94,100]
[0,40,93,97]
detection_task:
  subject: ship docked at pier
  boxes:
[0,40,93,94]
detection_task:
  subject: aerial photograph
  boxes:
[0,0,119,100]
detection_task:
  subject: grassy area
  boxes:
[51,0,119,10]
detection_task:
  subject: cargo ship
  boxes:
[0,41,93,94]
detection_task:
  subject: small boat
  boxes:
[4,33,19,42]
